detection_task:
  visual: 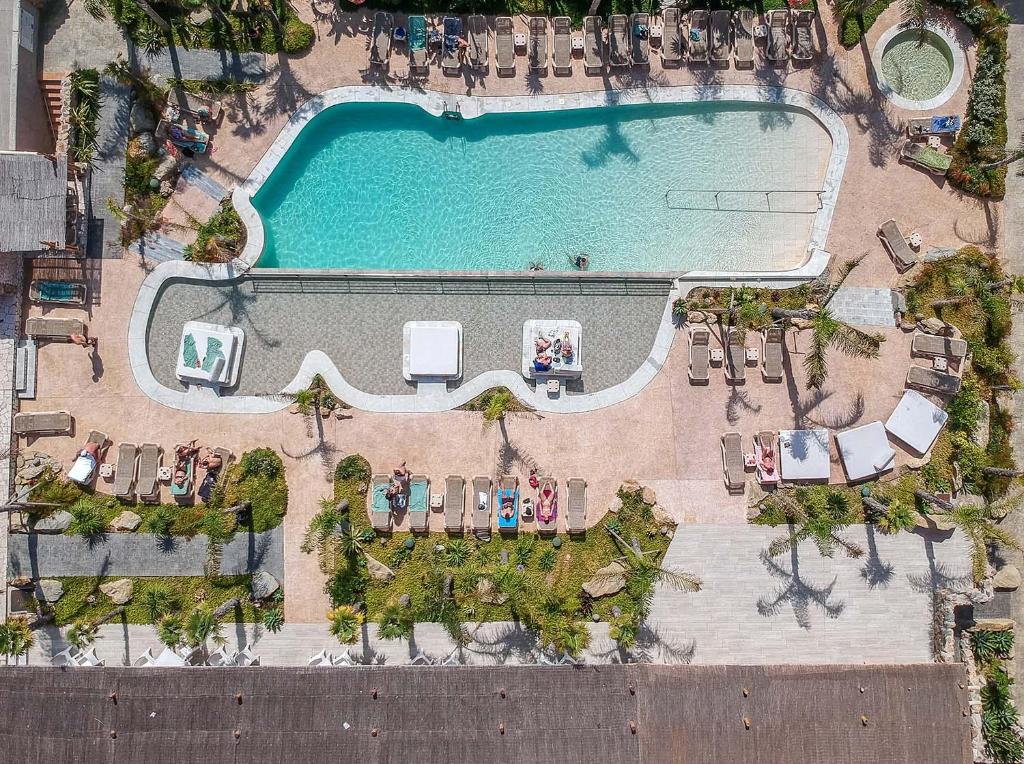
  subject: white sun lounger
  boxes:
[472,476,491,537]
[137,443,162,503]
[409,15,429,74]
[689,326,710,383]
[710,10,730,63]
[529,16,548,71]
[112,442,138,499]
[662,7,683,65]
[721,432,745,493]
[688,10,708,63]
[553,16,571,73]
[609,14,629,67]
[878,218,918,272]
[566,478,586,534]
[725,329,746,383]
[767,9,789,63]
[631,13,650,65]
[468,14,488,70]
[584,16,604,72]
[496,16,515,72]
[442,16,463,74]
[791,9,814,62]
[734,10,754,66]
[762,326,784,381]
[370,12,393,67]
[445,475,465,532]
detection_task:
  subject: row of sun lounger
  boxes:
[688,326,784,383]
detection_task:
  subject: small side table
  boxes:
[649,24,663,39]
[927,135,941,149]
[753,24,768,39]
[908,232,923,249]
[571,35,584,53]
[710,348,725,364]
[514,32,527,50]
[99,463,114,480]
[546,379,561,395]
[157,466,173,483]
[430,493,444,511]
[745,347,760,365]
[743,453,757,469]
[933,357,949,372]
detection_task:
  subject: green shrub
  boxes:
[67,499,106,538]
[185,203,243,263]
[335,455,370,483]
[946,377,984,435]
[228,448,287,533]
[281,17,314,54]
[980,664,1024,763]
[240,448,281,480]
[840,0,891,48]
[143,506,175,537]
[972,629,1014,662]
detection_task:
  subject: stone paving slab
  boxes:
[128,232,188,262]
[181,163,229,201]
[8,527,283,580]
[827,287,897,327]
[137,47,266,82]
[647,524,973,664]
[87,77,132,259]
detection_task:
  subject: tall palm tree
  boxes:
[83,0,169,31]
[603,526,702,622]
[327,605,363,645]
[156,614,184,648]
[377,603,413,641]
[0,617,34,664]
[480,388,533,429]
[66,606,126,650]
[767,491,865,559]
[183,607,226,656]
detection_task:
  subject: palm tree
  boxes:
[480,388,533,429]
[140,586,175,621]
[183,607,226,655]
[766,491,865,559]
[978,134,1024,171]
[83,0,170,31]
[327,605,363,645]
[66,606,126,650]
[549,619,591,658]
[156,614,184,648]
[377,603,413,641]
[0,617,34,664]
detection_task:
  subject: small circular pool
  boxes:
[872,23,964,111]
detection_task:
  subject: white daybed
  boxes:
[779,428,831,482]
[176,321,244,390]
[522,320,583,378]
[402,321,463,381]
[885,389,949,455]
[835,421,896,482]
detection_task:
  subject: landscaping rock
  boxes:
[918,317,952,335]
[34,511,72,533]
[8,576,32,589]
[913,513,956,533]
[35,579,64,603]
[620,480,640,492]
[582,561,626,598]
[973,618,1015,632]
[687,310,706,324]
[993,565,1022,591]
[365,554,395,582]
[971,401,990,449]
[19,464,45,482]
[611,606,622,618]
[608,496,622,514]
[109,510,142,532]
[100,578,134,605]
[641,487,657,506]
[250,571,280,600]
[136,130,156,156]
[129,101,156,135]
[159,180,174,197]
[995,391,1016,417]
[476,578,508,605]
[398,594,411,608]
[154,154,179,182]
[652,505,674,527]
[189,7,212,23]
[791,318,815,330]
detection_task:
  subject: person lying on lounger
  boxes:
[534,352,553,372]
[535,337,551,353]
[501,496,515,519]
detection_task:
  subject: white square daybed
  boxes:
[176,321,244,389]
[836,421,896,482]
[779,428,831,483]
[522,320,582,378]
[403,321,463,381]
[885,389,949,455]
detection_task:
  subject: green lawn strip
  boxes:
[225,448,289,533]
[53,575,258,626]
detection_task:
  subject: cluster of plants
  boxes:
[304,458,684,657]
[225,447,289,533]
[972,629,1024,763]
[284,374,347,417]
[461,387,532,426]
[838,0,891,47]
[68,70,101,165]
[185,202,245,262]
[166,77,256,95]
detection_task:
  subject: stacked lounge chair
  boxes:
[662,7,683,65]
[137,443,162,503]
[25,316,85,340]
[877,218,917,272]
[908,116,961,136]
[536,478,558,533]
[29,280,87,305]
[409,16,429,74]
[442,17,463,75]
[907,366,962,395]
[444,475,465,532]
[496,16,515,73]
[370,12,393,67]
[791,9,814,63]
[901,140,953,176]
[609,14,629,67]
[468,14,488,70]
[408,475,429,532]
[688,10,709,63]
[721,432,745,493]
[13,410,72,435]
[112,442,139,500]
[529,16,548,71]
[553,16,572,73]
[631,13,650,66]
[584,16,604,72]
[371,474,393,531]
[710,10,731,64]
[566,478,586,534]
[689,326,710,383]
[472,476,491,537]
[725,329,746,383]
[911,333,968,361]
[762,326,784,381]
[766,9,788,63]
[734,10,754,66]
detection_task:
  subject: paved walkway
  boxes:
[87,77,131,259]
[134,47,266,82]
[39,0,128,71]
[647,524,973,664]
[7,528,283,580]
[128,232,188,263]
[828,287,898,327]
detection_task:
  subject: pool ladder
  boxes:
[441,95,462,120]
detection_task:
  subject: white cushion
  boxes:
[885,389,948,455]
[407,324,460,377]
[778,428,831,481]
[836,421,896,481]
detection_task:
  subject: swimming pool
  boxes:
[244,89,840,274]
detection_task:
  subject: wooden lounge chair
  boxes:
[734,10,754,66]
[763,326,784,381]
[370,12,393,67]
[662,8,683,65]
[370,474,392,531]
[496,16,515,72]
[409,15,429,74]
[907,365,962,395]
[721,432,745,493]
[472,476,491,537]
[912,332,968,360]
[689,326,710,383]
[536,477,557,534]
[468,14,488,70]
[13,410,72,435]
[553,16,571,73]
[442,16,463,74]
[710,10,730,63]
[901,140,953,176]
[529,16,548,71]
[583,16,604,72]
[25,316,85,340]
[566,478,586,534]
[444,475,465,532]
[766,9,788,63]
[908,116,961,137]
[878,218,917,272]
[29,280,87,305]
[609,14,629,67]
[112,442,138,499]
[688,10,708,63]
[725,330,746,383]
[791,9,814,62]
[408,475,429,533]
[631,13,650,66]
[137,443,162,503]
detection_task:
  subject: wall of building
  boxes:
[14,1,52,154]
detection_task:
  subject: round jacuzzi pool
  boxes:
[872,23,964,111]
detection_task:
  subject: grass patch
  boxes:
[224,448,289,533]
[185,202,244,263]
[53,575,258,626]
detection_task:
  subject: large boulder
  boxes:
[34,511,72,533]
[250,570,280,600]
[476,578,508,605]
[365,554,395,582]
[913,513,956,533]
[129,100,156,136]
[153,154,179,182]
[582,561,626,598]
[918,317,952,335]
[993,565,1022,591]
[640,487,657,506]
[607,496,622,514]
[99,578,134,605]
[973,618,1015,632]
[136,130,157,157]
[110,510,141,532]
[35,579,64,603]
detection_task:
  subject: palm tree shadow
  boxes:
[632,622,697,664]
[195,282,281,349]
[726,386,762,425]
[860,524,895,588]
[279,410,339,480]
[804,392,866,430]
[756,542,845,628]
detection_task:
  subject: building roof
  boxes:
[0,663,971,763]
[0,151,66,252]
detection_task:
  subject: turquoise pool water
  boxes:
[252,101,832,272]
